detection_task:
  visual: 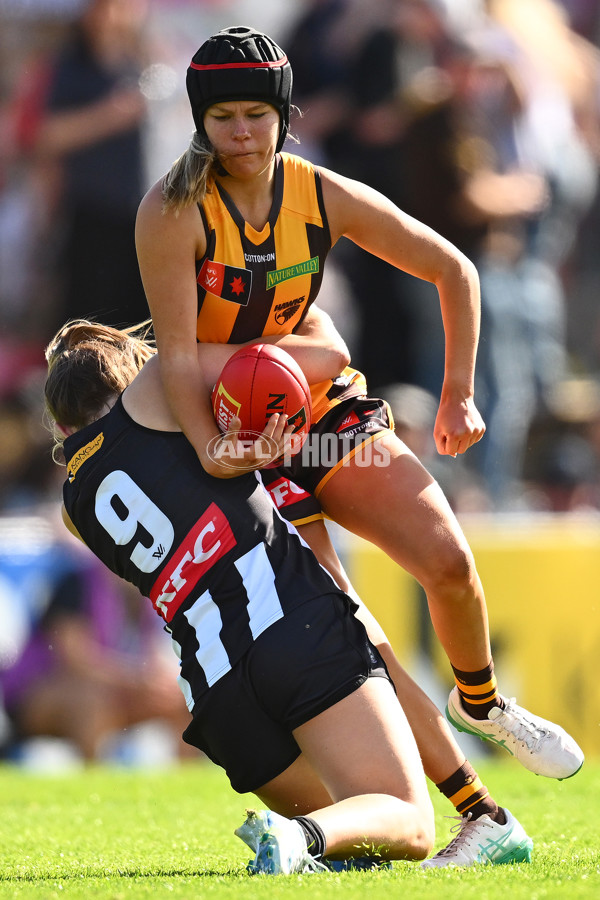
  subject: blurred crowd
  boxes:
[2,0,600,763]
[284,0,600,514]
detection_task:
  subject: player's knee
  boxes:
[406,806,435,860]
[422,540,476,598]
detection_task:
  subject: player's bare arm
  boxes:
[194,306,350,389]
[136,181,225,471]
[320,167,485,456]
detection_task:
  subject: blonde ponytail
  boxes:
[162,132,217,214]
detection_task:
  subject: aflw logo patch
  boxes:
[197,259,252,306]
[149,503,236,622]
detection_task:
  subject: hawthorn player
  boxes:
[135,23,583,806]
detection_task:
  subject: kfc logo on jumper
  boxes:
[149,503,236,622]
[264,476,311,510]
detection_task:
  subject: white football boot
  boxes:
[421,808,533,868]
[446,687,584,779]
[235,809,327,875]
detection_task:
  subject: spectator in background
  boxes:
[0,546,191,763]
[285,0,461,397]
[523,376,600,512]
[0,387,53,512]
[32,0,151,331]
[284,0,386,166]
[381,381,490,512]
[0,18,64,344]
[464,0,600,508]
[286,0,600,509]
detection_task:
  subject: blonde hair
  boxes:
[161,132,218,214]
[44,319,155,455]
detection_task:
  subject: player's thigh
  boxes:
[183,593,390,796]
[318,431,472,580]
[292,676,429,807]
[253,753,334,817]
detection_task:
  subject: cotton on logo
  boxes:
[149,503,236,622]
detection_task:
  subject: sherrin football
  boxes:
[211,343,312,454]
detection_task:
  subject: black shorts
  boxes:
[277,395,394,498]
[182,592,390,794]
[259,467,323,526]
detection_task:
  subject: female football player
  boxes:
[134,25,583,785]
[44,318,534,871]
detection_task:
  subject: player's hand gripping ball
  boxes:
[212,343,312,456]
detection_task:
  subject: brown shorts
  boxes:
[274,395,394,499]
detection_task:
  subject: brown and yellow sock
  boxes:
[452,661,505,719]
[436,761,506,823]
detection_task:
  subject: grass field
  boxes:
[1,756,598,899]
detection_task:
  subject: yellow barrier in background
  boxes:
[341,514,600,758]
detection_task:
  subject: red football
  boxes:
[212,343,312,453]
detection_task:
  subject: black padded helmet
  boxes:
[187,25,293,153]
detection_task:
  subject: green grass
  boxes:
[0,758,598,899]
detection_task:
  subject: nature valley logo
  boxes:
[67,433,104,482]
[266,256,319,289]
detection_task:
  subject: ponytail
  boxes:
[161,132,217,214]
[44,319,155,458]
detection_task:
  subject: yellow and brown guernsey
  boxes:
[195,151,365,421]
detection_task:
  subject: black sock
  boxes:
[292,816,327,859]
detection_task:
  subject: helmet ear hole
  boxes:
[187,25,292,153]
